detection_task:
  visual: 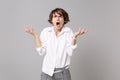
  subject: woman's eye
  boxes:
[53,15,57,18]
[59,15,63,18]
[60,16,62,17]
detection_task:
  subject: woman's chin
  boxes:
[56,26,62,30]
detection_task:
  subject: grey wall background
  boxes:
[0,0,120,80]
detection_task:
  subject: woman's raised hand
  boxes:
[24,25,37,36]
[73,28,88,39]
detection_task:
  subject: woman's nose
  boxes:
[57,17,60,20]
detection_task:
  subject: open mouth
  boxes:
[56,22,60,25]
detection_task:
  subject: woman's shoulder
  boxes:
[63,27,73,32]
[42,27,53,32]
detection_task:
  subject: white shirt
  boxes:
[36,26,77,76]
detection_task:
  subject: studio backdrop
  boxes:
[0,0,120,80]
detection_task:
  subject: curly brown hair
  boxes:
[48,8,70,25]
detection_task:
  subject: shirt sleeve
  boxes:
[36,47,46,56]
[66,29,77,56]
[36,29,47,56]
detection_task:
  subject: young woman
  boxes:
[24,8,88,80]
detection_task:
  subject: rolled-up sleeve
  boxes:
[36,29,47,56]
[66,29,77,56]
[36,47,46,56]
[66,43,77,56]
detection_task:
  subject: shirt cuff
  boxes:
[36,47,41,52]
[71,44,77,50]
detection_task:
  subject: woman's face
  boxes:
[52,12,64,31]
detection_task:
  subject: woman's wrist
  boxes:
[72,35,77,40]
[33,33,38,38]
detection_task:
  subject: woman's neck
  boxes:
[54,27,62,37]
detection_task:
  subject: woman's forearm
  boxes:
[72,28,88,46]
[33,33,41,48]
[71,36,77,46]
[24,26,42,48]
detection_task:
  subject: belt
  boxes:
[54,65,69,73]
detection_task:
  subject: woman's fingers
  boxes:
[24,27,29,32]
[24,25,34,34]
[74,28,88,38]
[78,28,88,35]
[84,29,88,33]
